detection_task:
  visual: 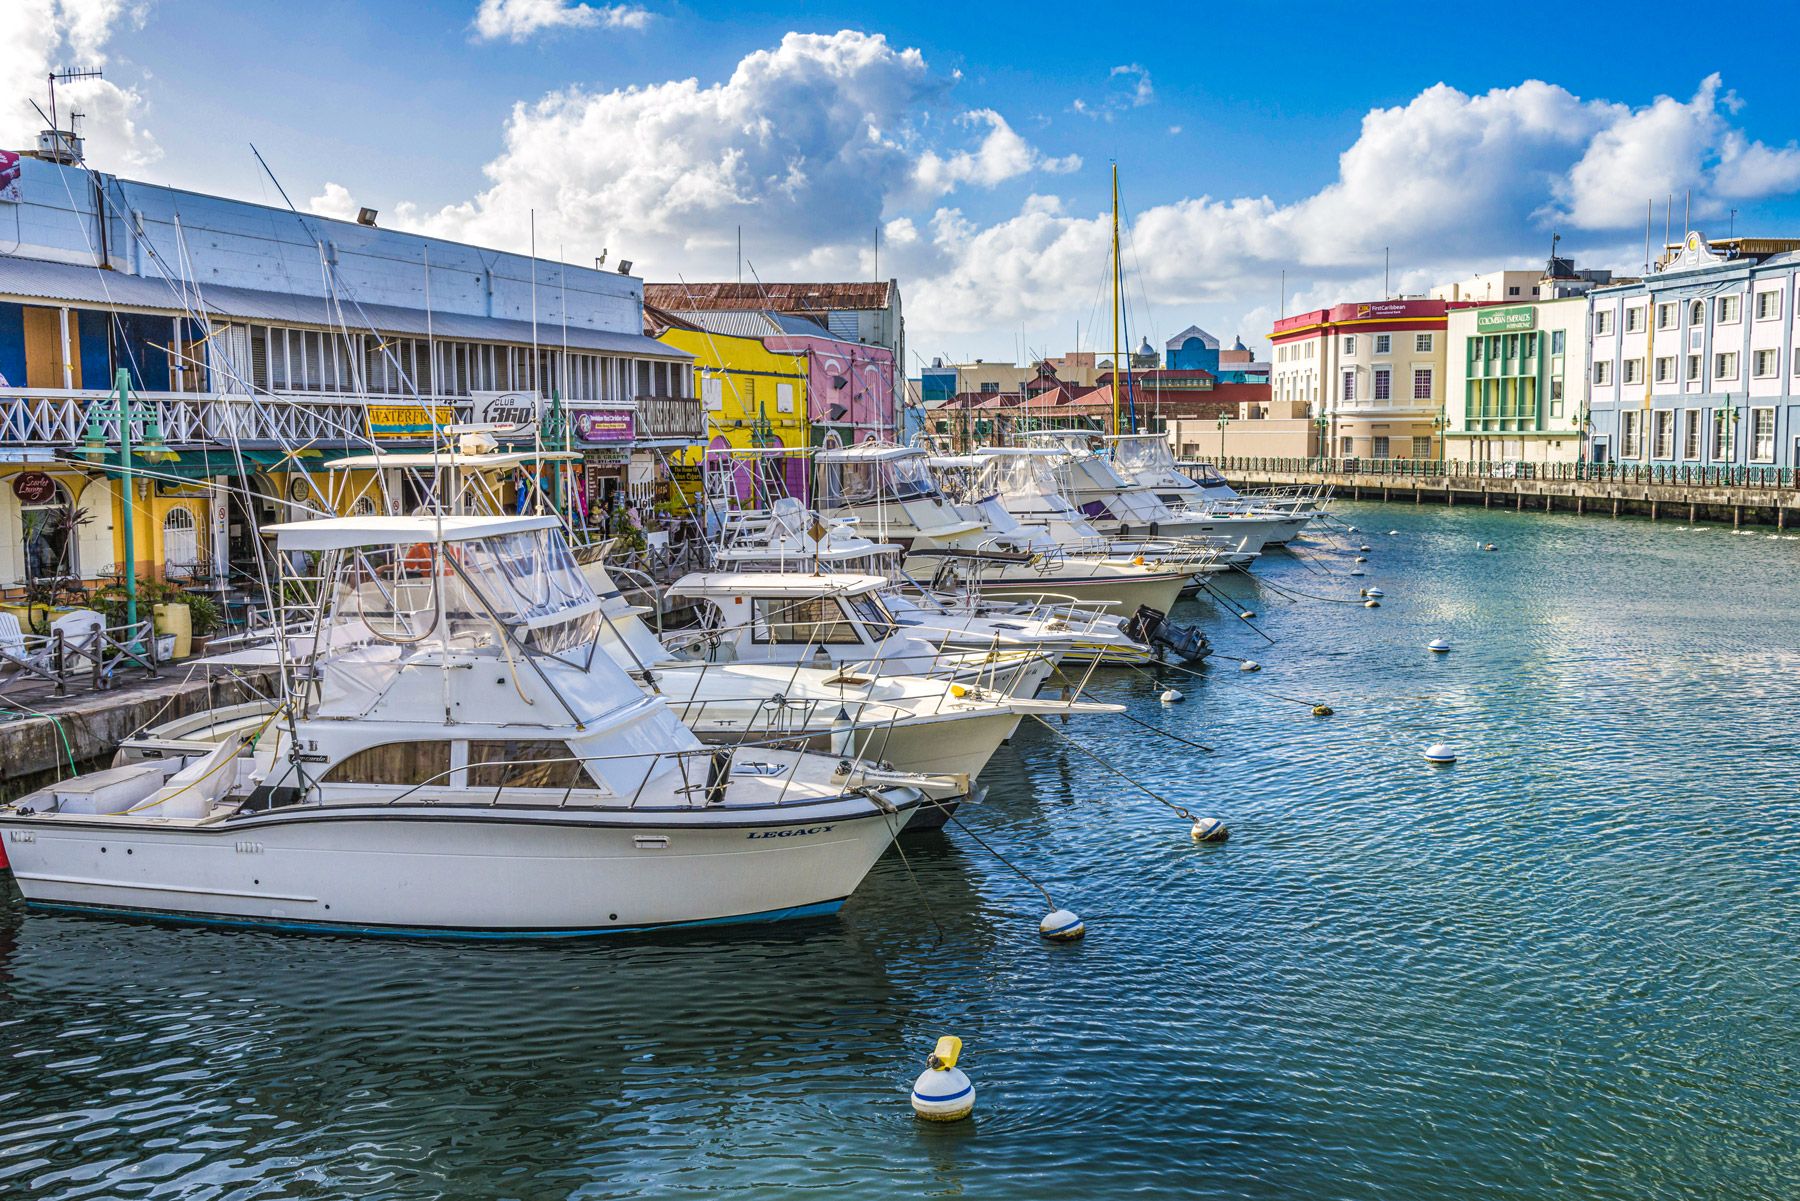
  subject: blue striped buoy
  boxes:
[1423,743,1457,764]
[1190,817,1229,843]
[1040,908,1085,940]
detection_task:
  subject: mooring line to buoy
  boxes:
[1029,715,1196,824]
[1048,664,1217,753]
[1132,655,1334,714]
[942,811,1057,909]
[1228,562,1366,606]
[1198,581,1277,643]
[885,813,946,948]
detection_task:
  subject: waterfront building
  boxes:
[1165,325,1221,373]
[1215,336,1271,384]
[0,147,695,597]
[645,306,809,504]
[1443,296,1591,464]
[1433,260,1615,304]
[1587,232,1800,469]
[1166,397,1320,463]
[1270,299,1467,460]
[643,281,903,437]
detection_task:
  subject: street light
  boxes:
[1216,412,1230,463]
[1313,411,1328,466]
[77,368,179,638]
[1713,400,1740,463]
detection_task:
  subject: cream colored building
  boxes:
[1271,300,1454,460]
[1167,398,1319,461]
[1430,270,1547,304]
[1443,297,1589,464]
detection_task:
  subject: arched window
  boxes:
[162,506,199,575]
[1690,300,1705,325]
[351,496,378,517]
[19,478,78,582]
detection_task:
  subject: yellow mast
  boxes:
[1112,163,1122,436]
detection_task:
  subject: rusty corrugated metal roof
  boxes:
[644,281,892,312]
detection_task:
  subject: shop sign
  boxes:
[1475,306,1536,333]
[369,404,457,438]
[0,150,20,203]
[472,390,544,438]
[1354,301,1417,319]
[583,447,630,466]
[11,470,57,504]
[573,408,635,443]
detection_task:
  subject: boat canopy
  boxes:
[268,513,562,551]
[667,572,890,599]
[815,444,922,463]
[1109,434,1179,476]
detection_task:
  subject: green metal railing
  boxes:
[1202,456,1800,490]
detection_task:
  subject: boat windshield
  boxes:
[1112,436,1177,476]
[318,527,601,659]
[985,454,1063,502]
[839,453,940,504]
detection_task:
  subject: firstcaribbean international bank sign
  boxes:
[1475,305,1536,333]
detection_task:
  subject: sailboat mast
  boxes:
[1111,163,1122,437]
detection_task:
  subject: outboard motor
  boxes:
[1124,605,1212,663]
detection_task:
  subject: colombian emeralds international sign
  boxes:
[1475,305,1536,333]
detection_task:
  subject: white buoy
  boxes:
[1347,526,1358,533]
[1190,817,1230,843]
[1366,587,1384,598]
[1349,568,1366,576]
[911,1036,976,1121]
[1364,599,1380,608]
[1428,638,1451,653]
[1239,610,1256,620]
[1387,529,1399,535]
[1354,555,1367,563]
[1040,908,1086,940]
[1160,688,1184,704]
[1359,544,1371,552]
[1423,743,1457,764]
[1238,660,1261,672]
[1484,543,1497,552]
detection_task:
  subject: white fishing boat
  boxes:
[1107,434,1312,544]
[0,515,937,937]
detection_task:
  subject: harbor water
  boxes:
[2,503,1796,1200]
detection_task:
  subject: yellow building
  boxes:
[654,321,809,507]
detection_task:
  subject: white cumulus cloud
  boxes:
[911,108,1079,197]
[0,0,159,169]
[472,0,650,43]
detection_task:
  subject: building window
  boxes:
[1755,290,1780,321]
[162,507,200,575]
[1594,310,1614,336]
[1339,435,1354,455]
[1652,409,1673,459]
[1594,360,1612,386]
[1753,349,1778,378]
[1414,333,1434,352]
[1686,354,1702,382]
[1551,329,1566,355]
[1342,370,1356,401]
[19,478,78,583]
[1714,352,1739,381]
[1717,295,1742,324]
[1621,409,1641,457]
[1713,411,1734,458]
[1374,334,1391,354]
[1656,302,1676,330]
[1373,368,1391,400]
[1372,435,1390,457]
[1654,356,1675,383]
[1751,408,1775,461]
[1412,435,1432,458]
[1624,306,1644,333]
[1689,299,1705,325]
[1550,376,1564,417]
[1343,335,1356,355]
[1412,368,1432,400]
[1508,286,1520,296]
[1622,358,1642,385]
[1682,410,1700,459]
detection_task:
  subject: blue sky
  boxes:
[8,0,1800,364]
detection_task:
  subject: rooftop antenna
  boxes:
[1644,199,1652,274]
[47,67,103,144]
[1729,208,1737,238]
[1684,189,1690,234]
[1384,247,1390,299]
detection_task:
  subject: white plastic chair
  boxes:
[49,608,104,670]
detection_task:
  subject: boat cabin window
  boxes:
[837,454,939,505]
[845,593,898,640]
[1112,437,1176,476]
[466,739,590,790]
[323,740,452,787]
[753,595,864,644]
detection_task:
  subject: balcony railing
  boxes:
[1204,455,1800,489]
[0,387,708,450]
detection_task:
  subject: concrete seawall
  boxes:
[1222,466,1800,528]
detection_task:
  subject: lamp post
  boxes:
[1431,413,1447,465]
[1313,411,1328,468]
[1216,412,1230,464]
[1714,399,1740,466]
[78,368,178,638]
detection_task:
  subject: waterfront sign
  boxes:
[472,390,544,437]
[369,403,456,438]
[1476,306,1536,333]
[573,408,635,443]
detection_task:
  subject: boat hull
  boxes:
[0,802,914,937]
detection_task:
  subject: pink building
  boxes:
[761,330,895,445]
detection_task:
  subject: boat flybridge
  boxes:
[1023,430,1291,555]
[813,442,989,551]
[1107,434,1312,543]
[0,514,945,937]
